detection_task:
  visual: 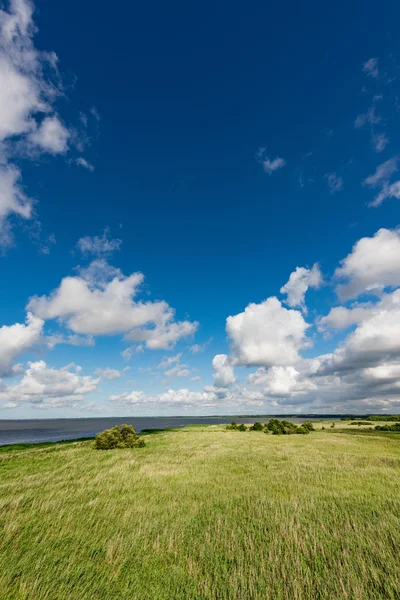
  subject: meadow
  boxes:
[1,424,400,599]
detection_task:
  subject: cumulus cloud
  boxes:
[280,263,322,312]
[318,304,374,331]
[318,290,400,374]
[27,260,198,349]
[226,296,310,367]
[125,320,198,350]
[76,229,121,257]
[0,312,43,377]
[0,360,99,408]
[335,228,400,300]
[248,365,315,397]
[212,354,236,387]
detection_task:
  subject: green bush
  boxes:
[302,421,315,432]
[296,426,308,434]
[375,423,400,432]
[237,423,248,432]
[250,422,264,431]
[226,421,239,430]
[266,418,314,435]
[94,424,145,450]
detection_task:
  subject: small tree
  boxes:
[95,424,145,450]
[237,423,247,432]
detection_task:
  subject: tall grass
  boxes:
[0,426,399,599]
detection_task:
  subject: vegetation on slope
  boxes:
[0,425,399,599]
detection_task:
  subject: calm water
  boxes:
[0,416,335,446]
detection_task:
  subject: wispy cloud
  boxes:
[363,57,379,79]
[325,172,343,193]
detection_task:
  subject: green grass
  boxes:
[1,426,400,599]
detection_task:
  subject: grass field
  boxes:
[1,425,400,600]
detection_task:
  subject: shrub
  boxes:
[375,423,400,432]
[237,423,248,432]
[226,421,239,430]
[302,421,315,432]
[265,418,313,435]
[250,422,264,431]
[94,424,145,450]
[296,426,308,434]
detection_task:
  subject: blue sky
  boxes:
[2,0,400,417]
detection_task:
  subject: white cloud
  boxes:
[121,347,132,360]
[325,173,343,193]
[317,290,400,375]
[95,368,121,380]
[212,354,236,387]
[28,115,69,154]
[157,353,182,369]
[280,263,322,312]
[46,333,94,348]
[120,344,143,360]
[76,157,94,172]
[370,181,400,208]
[125,320,198,350]
[373,133,389,153]
[262,156,286,174]
[318,304,374,331]
[363,157,397,188]
[189,338,212,353]
[363,57,379,79]
[335,228,400,300]
[76,230,121,256]
[226,296,310,367]
[0,163,33,246]
[0,312,43,377]
[355,106,381,129]
[248,365,315,397]
[27,260,198,349]
[0,360,99,408]
[109,388,215,409]
[0,0,77,246]
[164,365,190,379]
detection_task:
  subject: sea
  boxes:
[0,416,336,446]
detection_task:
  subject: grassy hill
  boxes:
[1,424,400,599]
